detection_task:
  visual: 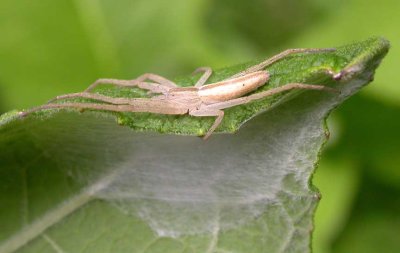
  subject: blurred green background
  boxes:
[0,0,399,252]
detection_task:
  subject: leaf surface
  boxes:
[0,37,389,253]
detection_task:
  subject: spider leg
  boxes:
[84,78,169,94]
[84,73,179,94]
[190,108,224,140]
[19,102,146,118]
[192,67,212,87]
[47,92,141,105]
[207,83,338,110]
[20,97,188,117]
[230,48,336,78]
[134,73,178,88]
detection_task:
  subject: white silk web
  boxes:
[26,78,362,237]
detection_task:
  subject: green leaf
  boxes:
[0,37,389,253]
